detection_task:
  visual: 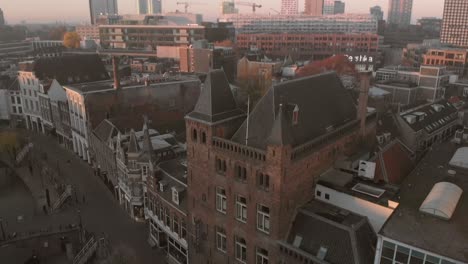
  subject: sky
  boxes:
[1,0,445,24]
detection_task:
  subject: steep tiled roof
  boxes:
[374,140,414,184]
[31,54,109,84]
[232,72,357,149]
[93,119,119,142]
[284,201,376,264]
[266,104,294,146]
[187,69,245,124]
[127,129,140,153]
[399,100,458,133]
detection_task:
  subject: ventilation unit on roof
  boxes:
[358,161,376,180]
[377,135,385,145]
[293,235,302,248]
[317,246,328,260]
[352,183,385,198]
[432,104,444,112]
[404,115,417,124]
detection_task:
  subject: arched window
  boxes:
[192,129,198,141]
[202,132,206,144]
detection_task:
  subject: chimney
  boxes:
[358,71,372,138]
[112,56,120,90]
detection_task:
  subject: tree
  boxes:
[63,32,81,49]
[48,26,67,40]
[296,55,357,78]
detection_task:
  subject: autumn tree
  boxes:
[63,32,81,49]
[48,26,67,40]
[296,55,358,78]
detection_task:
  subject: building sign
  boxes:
[345,54,374,63]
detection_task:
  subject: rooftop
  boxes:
[317,168,399,207]
[380,142,468,262]
[231,71,357,149]
[281,200,376,264]
[19,55,109,85]
[399,100,458,133]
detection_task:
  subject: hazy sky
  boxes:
[1,0,445,24]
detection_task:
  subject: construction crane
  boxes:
[270,8,280,14]
[235,2,262,13]
[176,2,206,13]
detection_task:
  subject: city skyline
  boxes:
[1,0,445,24]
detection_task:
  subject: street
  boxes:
[29,133,166,264]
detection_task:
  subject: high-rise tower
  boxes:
[281,0,299,15]
[89,0,118,24]
[387,0,413,26]
[441,0,468,47]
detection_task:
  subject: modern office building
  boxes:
[236,32,379,61]
[323,0,334,15]
[0,8,5,26]
[441,0,468,47]
[423,48,468,76]
[333,0,345,14]
[387,0,413,26]
[221,14,377,34]
[280,0,299,15]
[89,0,118,25]
[76,25,100,40]
[137,0,162,15]
[370,5,384,21]
[304,0,323,16]
[221,1,238,15]
[323,0,345,15]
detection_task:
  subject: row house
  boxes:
[184,70,377,263]
[395,100,459,153]
[16,55,110,149]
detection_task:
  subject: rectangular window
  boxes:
[256,247,269,264]
[236,195,247,223]
[172,188,179,205]
[257,173,270,191]
[181,220,187,240]
[18,107,22,114]
[235,165,247,182]
[216,187,227,214]
[12,106,17,113]
[409,250,424,264]
[257,204,270,234]
[235,236,247,263]
[142,165,148,176]
[11,97,15,104]
[216,226,227,253]
[164,207,170,226]
[172,215,179,235]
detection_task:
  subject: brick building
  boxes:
[184,70,376,263]
[423,48,468,77]
[236,33,379,61]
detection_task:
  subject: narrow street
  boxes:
[30,133,166,264]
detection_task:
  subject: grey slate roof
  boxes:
[187,69,244,123]
[266,103,295,146]
[285,201,376,264]
[232,72,357,149]
[32,54,109,85]
[93,119,119,142]
[399,100,458,133]
[127,129,140,153]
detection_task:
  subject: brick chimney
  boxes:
[112,56,120,90]
[358,71,372,138]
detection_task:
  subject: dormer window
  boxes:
[159,180,168,192]
[292,104,299,125]
[172,187,179,205]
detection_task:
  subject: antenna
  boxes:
[245,96,250,146]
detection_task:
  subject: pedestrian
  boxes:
[42,205,47,215]
[82,195,86,204]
